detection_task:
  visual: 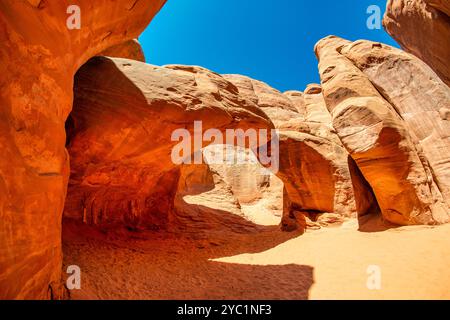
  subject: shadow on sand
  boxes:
[62,197,314,300]
[358,213,401,233]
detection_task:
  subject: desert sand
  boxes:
[63,210,450,300]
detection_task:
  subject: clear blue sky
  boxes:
[140,0,398,92]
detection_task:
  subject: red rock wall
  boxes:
[384,0,450,86]
[0,0,166,299]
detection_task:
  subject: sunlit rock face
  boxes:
[315,36,450,225]
[340,39,450,214]
[0,0,167,299]
[100,39,146,62]
[224,74,376,231]
[174,145,283,237]
[384,0,450,86]
[61,31,448,279]
[64,58,273,231]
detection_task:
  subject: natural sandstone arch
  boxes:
[63,57,274,231]
[65,56,372,238]
[0,0,166,299]
[172,146,283,238]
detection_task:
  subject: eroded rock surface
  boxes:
[384,0,450,86]
[315,36,449,225]
[340,39,450,213]
[2,0,450,301]
[174,146,283,237]
[0,0,167,299]
[100,39,146,62]
[224,75,375,231]
[65,58,273,231]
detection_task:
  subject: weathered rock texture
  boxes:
[100,39,146,62]
[384,0,450,86]
[174,145,283,236]
[67,62,374,236]
[224,75,375,231]
[0,0,167,299]
[64,58,273,231]
[201,145,281,206]
[341,39,450,213]
[315,36,449,225]
[424,0,450,15]
[223,74,300,129]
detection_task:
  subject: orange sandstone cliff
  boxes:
[0,0,166,299]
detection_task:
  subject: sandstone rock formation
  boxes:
[424,0,450,15]
[201,145,282,208]
[303,84,332,124]
[64,58,273,231]
[174,161,248,236]
[100,39,146,62]
[340,39,450,214]
[224,75,375,231]
[315,36,449,225]
[384,0,450,86]
[223,74,299,128]
[67,62,375,236]
[174,146,283,236]
[0,0,167,299]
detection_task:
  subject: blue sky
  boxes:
[140,0,398,92]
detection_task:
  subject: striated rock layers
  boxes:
[341,39,450,212]
[223,75,376,231]
[384,0,450,86]
[64,58,273,231]
[315,36,450,225]
[0,0,167,299]
[174,146,283,237]
[66,62,377,235]
[100,39,146,62]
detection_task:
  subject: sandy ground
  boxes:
[217,216,450,300]
[62,208,450,300]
